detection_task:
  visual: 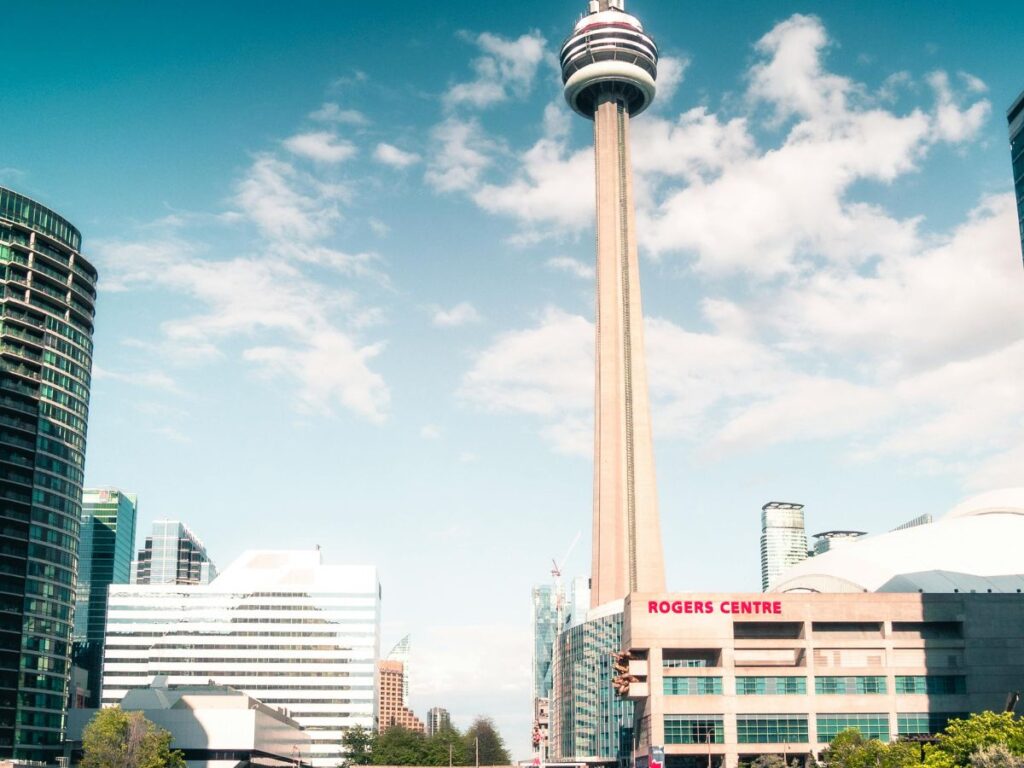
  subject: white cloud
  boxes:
[233,154,348,242]
[546,256,593,280]
[462,196,1024,481]
[283,131,357,163]
[308,102,369,125]
[652,55,689,106]
[450,15,989,274]
[420,424,442,440]
[471,104,593,238]
[243,329,389,421]
[747,14,854,121]
[92,365,182,394]
[374,142,421,169]
[432,302,482,328]
[424,117,496,193]
[445,31,547,109]
[95,128,392,423]
[928,70,990,143]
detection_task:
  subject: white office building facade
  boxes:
[102,550,380,767]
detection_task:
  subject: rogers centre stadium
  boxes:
[614,490,1024,768]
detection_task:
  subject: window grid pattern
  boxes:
[736,676,806,695]
[894,675,966,695]
[663,677,723,695]
[815,676,887,694]
[664,716,724,744]
[736,715,809,744]
[817,714,890,742]
[897,713,967,736]
[664,659,708,669]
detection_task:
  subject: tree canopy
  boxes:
[820,713,1024,768]
[345,717,510,766]
[81,707,185,768]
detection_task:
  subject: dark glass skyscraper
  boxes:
[72,488,137,707]
[132,520,216,585]
[0,187,97,759]
[1008,89,1024,262]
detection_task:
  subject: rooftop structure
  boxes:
[773,489,1024,594]
[66,681,313,767]
[809,529,865,556]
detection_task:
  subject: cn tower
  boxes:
[560,0,666,608]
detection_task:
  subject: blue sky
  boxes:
[3,0,1023,755]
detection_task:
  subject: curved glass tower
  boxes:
[0,187,97,759]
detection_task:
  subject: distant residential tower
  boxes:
[760,501,808,591]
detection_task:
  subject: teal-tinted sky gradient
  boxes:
[2,0,1023,755]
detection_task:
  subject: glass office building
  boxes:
[1008,89,1024,262]
[0,187,97,759]
[532,584,560,701]
[132,519,216,585]
[550,604,634,766]
[72,488,137,707]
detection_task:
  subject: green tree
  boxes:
[463,717,511,766]
[821,729,921,768]
[81,707,185,768]
[926,713,1024,768]
[343,725,375,765]
[373,725,429,765]
[425,723,469,766]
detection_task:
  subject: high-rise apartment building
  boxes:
[1008,89,1024,260]
[73,488,137,707]
[0,187,98,760]
[103,550,379,768]
[132,519,216,585]
[760,502,808,591]
[377,660,424,733]
[426,706,451,737]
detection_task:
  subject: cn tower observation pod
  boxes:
[560,7,658,118]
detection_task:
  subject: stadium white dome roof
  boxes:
[772,488,1024,594]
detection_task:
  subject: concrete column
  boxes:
[590,94,665,607]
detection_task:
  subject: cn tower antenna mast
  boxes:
[560,0,666,608]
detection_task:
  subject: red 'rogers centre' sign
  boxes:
[648,600,783,615]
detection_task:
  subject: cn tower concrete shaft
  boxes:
[590,95,665,608]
